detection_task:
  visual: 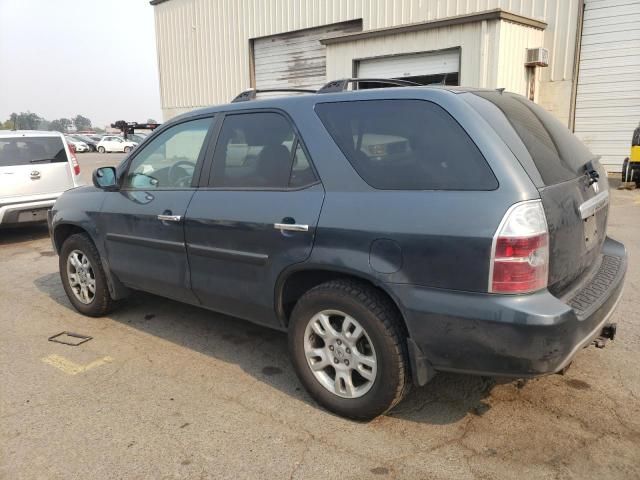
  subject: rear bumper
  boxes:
[390,236,627,380]
[0,195,61,226]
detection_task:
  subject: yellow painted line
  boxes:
[42,354,114,375]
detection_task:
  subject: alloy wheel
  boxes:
[303,309,377,398]
[66,249,96,305]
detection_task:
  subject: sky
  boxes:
[0,0,163,128]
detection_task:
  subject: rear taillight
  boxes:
[490,200,549,294]
[68,143,80,175]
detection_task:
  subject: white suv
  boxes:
[0,130,81,226]
[97,136,137,153]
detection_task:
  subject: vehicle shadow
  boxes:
[34,272,498,425]
[0,224,50,246]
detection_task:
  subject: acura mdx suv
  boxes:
[48,84,627,419]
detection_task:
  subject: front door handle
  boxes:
[274,223,309,232]
[157,214,182,222]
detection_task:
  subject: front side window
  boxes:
[210,112,316,189]
[122,117,212,189]
[0,136,67,167]
[315,99,497,190]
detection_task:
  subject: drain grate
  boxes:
[48,332,92,346]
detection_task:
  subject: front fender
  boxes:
[50,188,129,300]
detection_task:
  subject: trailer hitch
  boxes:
[593,322,617,348]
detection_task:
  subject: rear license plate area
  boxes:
[18,208,48,223]
[584,214,598,251]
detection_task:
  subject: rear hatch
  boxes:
[465,92,609,295]
[0,134,74,199]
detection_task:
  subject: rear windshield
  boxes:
[470,92,595,185]
[0,136,67,167]
[315,99,498,190]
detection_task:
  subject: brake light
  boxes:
[490,200,549,294]
[68,143,80,175]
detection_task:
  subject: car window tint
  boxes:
[315,99,497,190]
[123,117,212,189]
[211,112,314,189]
[471,92,595,185]
[0,137,67,167]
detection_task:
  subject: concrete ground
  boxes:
[1,158,639,478]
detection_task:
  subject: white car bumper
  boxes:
[0,193,63,225]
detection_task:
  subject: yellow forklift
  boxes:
[622,123,640,187]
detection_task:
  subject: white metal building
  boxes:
[151,0,640,170]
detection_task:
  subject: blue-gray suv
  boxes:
[49,83,627,419]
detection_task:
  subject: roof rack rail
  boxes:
[232,88,316,103]
[317,78,422,94]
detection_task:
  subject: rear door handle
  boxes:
[157,214,182,222]
[274,223,309,232]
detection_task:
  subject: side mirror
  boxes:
[93,166,118,190]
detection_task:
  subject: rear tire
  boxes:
[97,146,105,153]
[59,233,116,317]
[288,279,410,420]
[124,146,131,153]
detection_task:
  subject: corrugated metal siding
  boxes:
[254,22,361,90]
[357,49,460,78]
[574,0,640,169]
[325,21,488,88]
[154,0,579,119]
[496,21,545,95]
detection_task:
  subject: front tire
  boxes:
[289,279,410,420]
[123,146,131,153]
[97,146,105,153]
[59,233,116,317]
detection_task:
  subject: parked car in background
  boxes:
[69,134,98,152]
[64,136,90,153]
[0,130,81,226]
[49,85,626,420]
[122,133,147,144]
[97,135,137,153]
[88,135,103,143]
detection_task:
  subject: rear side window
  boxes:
[315,99,497,190]
[0,137,67,167]
[210,112,317,189]
[471,92,595,185]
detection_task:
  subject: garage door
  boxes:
[574,0,640,171]
[357,49,460,86]
[253,21,361,91]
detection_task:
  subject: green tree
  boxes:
[73,114,92,131]
[49,118,72,133]
[5,112,41,130]
[147,118,158,124]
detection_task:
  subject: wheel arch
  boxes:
[52,222,91,254]
[276,265,435,387]
[275,265,409,337]
[53,222,130,300]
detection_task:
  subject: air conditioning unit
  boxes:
[525,47,549,67]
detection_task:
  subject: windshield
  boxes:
[0,136,67,166]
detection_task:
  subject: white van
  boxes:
[0,130,81,226]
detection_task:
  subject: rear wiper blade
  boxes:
[584,158,600,185]
[29,158,54,163]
